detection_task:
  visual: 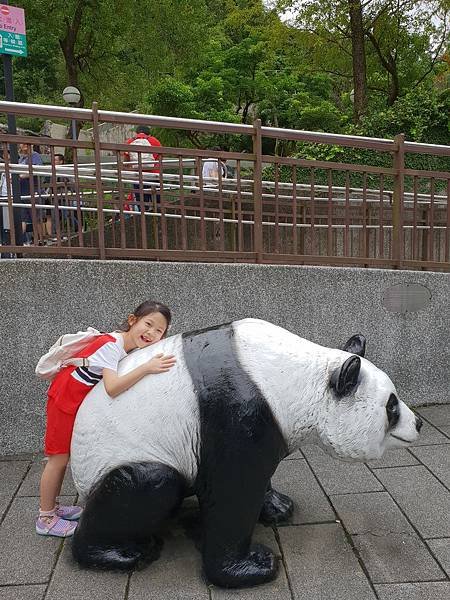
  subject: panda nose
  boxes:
[415,415,423,432]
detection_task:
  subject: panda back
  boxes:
[71,333,200,500]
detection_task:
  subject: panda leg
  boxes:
[72,462,185,571]
[259,481,294,525]
[183,323,287,588]
[198,469,278,589]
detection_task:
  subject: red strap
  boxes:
[74,334,116,359]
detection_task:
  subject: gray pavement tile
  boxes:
[0,496,68,585]
[250,524,283,554]
[366,449,419,469]
[352,532,445,583]
[17,459,77,497]
[301,445,383,495]
[0,585,46,600]
[375,582,450,600]
[279,524,376,600]
[210,527,291,600]
[330,491,414,535]
[375,466,450,538]
[0,498,12,524]
[409,421,450,446]
[284,450,304,460]
[0,461,31,493]
[46,543,128,600]
[0,461,31,520]
[417,405,450,437]
[329,491,445,583]
[427,538,450,577]
[128,528,208,600]
[0,454,37,462]
[409,445,450,489]
[272,459,335,525]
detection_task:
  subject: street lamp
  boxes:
[62,86,81,141]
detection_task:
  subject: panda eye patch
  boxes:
[386,394,400,428]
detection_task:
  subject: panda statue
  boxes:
[70,318,422,588]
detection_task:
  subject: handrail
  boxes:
[0,100,449,155]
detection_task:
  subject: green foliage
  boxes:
[358,85,450,144]
[0,0,447,162]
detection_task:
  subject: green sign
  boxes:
[0,4,27,58]
[0,31,27,57]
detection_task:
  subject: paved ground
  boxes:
[1,404,449,600]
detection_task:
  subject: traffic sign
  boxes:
[0,4,27,58]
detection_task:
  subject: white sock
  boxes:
[39,507,56,517]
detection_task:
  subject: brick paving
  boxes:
[0,405,449,600]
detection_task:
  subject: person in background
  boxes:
[0,149,13,257]
[18,143,43,244]
[46,153,76,239]
[202,146,228,189]
[124,125,162,208]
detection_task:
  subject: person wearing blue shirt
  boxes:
[18,143,43,244]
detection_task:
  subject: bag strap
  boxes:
[61,357,90,368]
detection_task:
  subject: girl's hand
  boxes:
[145,353,176,374]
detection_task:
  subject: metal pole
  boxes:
[252,119,263,263]
[2,0,22,246]
[92,102,106,259]
[392,133,405,268]
[71,118,77,141]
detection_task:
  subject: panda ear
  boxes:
[330,356,361,397]
[341,334,366,357]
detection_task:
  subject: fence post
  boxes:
[92,102,106,260]
[392,133,405,267]
[252,118,263,263]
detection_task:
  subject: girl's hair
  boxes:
[118,300,172,337]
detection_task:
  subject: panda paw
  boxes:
[72,537,163,571]
[205,543,278,588]
[259,487,294,525]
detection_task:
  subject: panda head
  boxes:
[316,340,422,461]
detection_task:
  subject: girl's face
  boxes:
[127,311,168,349]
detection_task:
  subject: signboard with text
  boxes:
[0,4,27,57]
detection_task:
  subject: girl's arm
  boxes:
[103,353,176,398]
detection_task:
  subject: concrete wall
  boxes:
[0,260,448,455]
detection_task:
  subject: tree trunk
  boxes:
[387,67,399,106]
[365,30,400,106]
[348,0,367,122]
[59,2,85,107]
[59,3,86,159]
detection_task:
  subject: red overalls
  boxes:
[44,334,115,455]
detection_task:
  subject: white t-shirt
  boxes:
[202,159,227,186]
[88,332,127,375]
[70,332,127,388]
[0,173,9,230]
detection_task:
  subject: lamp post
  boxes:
[62,86,81,141]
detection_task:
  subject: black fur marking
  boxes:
[330,355,361,397]
[386,393,400,429]
[72,462,185,571]
[341,334,366,357]
[259,483,294,526]
[182,323,287,588]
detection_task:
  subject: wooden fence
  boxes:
[0,100,449,271]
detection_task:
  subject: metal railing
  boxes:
[0,100,449,271]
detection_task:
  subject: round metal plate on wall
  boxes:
[382,283,432,314]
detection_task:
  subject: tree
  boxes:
[278,0,449,112]
[18,1,135,107]
[348,0,367,120]
[364,0,449,105]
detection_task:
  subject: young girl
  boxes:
[36,300,175,538]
